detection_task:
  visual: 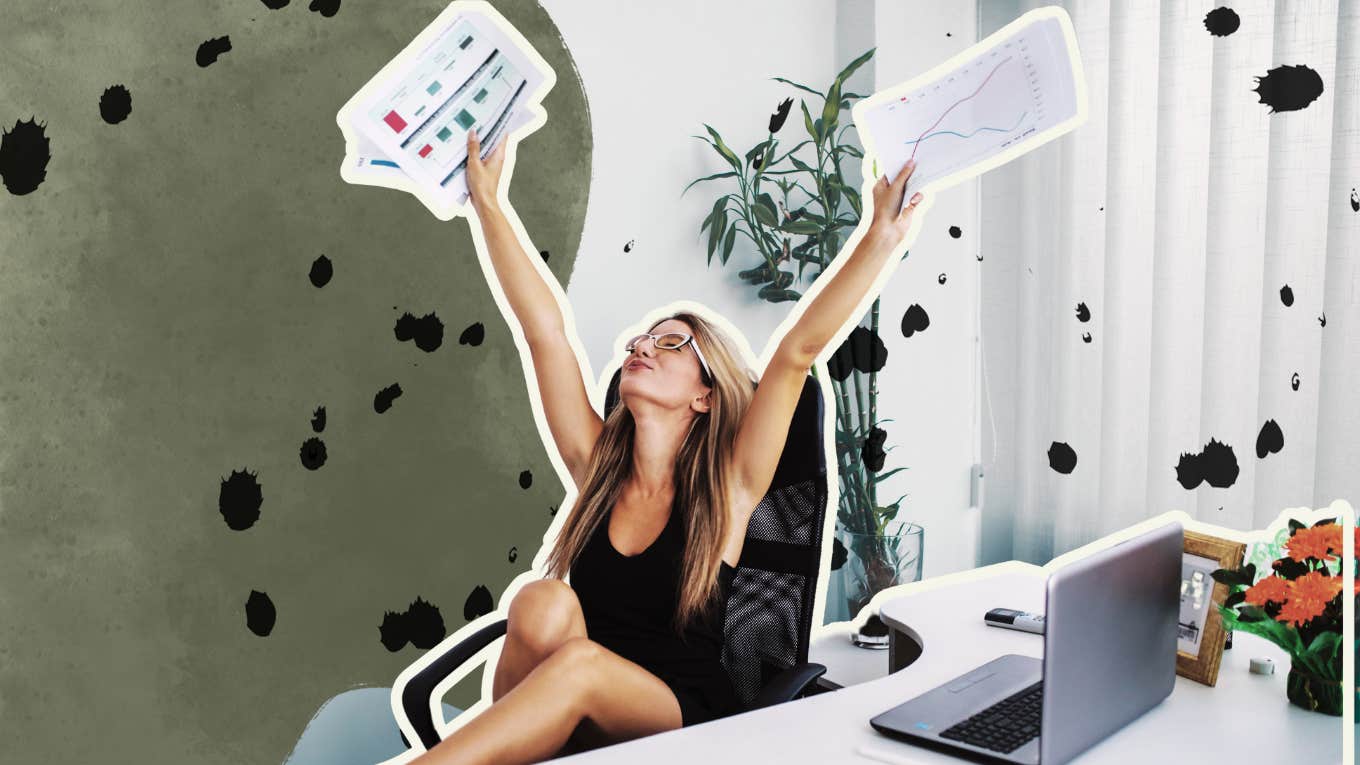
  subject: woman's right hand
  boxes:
[466,127,507,214]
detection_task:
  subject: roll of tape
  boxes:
[1249,657,1275,675]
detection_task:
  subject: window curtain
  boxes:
[978,0,1358,566]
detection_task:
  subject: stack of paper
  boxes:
[337,1,554,221]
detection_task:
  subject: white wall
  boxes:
[542,0,982,581]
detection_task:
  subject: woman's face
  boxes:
[619,318,712,412]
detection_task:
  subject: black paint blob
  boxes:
[938,273,947,285]
[261,0,289,8]
[394,312,444,352]
[827,326,889,381]
[948,225,962,239]
[309,0,341,17]
[1081,331,1092,344]
[1256,419,1284,458]
[374,383,403,413]
[219,468,264,530]
[1203,7,1240,36]
[862,426,888,472]
[404,597,445,649]
[0,117,51,195]
[1176,437,1239,489]
[900,304,931,338]
[99,85,132,124]
[768,97,793,134]
[1075,302,1091,322]
[624,239,635,253]
[548,504,558,516]
[311,406,326,433]
[464,585,494,621]
[508,546,518,563]
[539,249,550,262]
[830,536,848,571]
[309,254,333,287]
[1350,188,1358,212]
[1290,372,1300,391]
[518,469,533,489]
[1047,442,1078,474]
[299,437,327,470]
[246,590,276,636]
[1279,284,1293,306]
[379,611,409,652]
[196,36,232,67]
[459,322,485,346]
[1319,312,1327,328]
[1252,64,1324,113]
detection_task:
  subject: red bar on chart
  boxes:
[383,110,408,132]
[418,144,433,157]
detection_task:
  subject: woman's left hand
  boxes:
[867,158,925,246]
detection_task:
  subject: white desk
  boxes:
[548,562,1342,763]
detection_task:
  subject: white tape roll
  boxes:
[1249,657,1275,675]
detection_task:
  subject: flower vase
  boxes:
[836,523,924,647]
[1286,659,1343,716]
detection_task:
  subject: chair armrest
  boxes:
[401,618,509,749]
[746,662,827,711]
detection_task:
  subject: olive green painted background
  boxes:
[0,1,589,761]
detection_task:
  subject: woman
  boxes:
[411,128,925,765]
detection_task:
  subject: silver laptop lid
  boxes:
[1040,521,1182,765]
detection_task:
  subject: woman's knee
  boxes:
[506,579,585,656]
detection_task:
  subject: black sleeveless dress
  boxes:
[568,498,746,727]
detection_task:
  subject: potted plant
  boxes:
[1212,517,1349,716]
[683,49,924,634]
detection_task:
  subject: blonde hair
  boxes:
[544,311,757,636]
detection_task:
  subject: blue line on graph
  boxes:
[903,111,1027,146]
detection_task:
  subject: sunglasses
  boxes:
[624,332,713,385]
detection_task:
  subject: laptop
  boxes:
[869,521,1182,765]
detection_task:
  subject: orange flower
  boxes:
[1274,570,1341,627]
[1244,574,1290,605]
[1285,524,1340,562]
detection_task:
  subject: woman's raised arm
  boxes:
[465,130,603,485]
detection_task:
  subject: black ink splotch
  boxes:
[900,304,930,338]
[311,406,326,433]
[1075,302,1091,322]
[1256,419,1284,458]
[1203,7,1240,36]
[464,585,494,621]
[309,0,340,17]
[1280,284,1293,306]
[1291,372,1300,391]
[508,546,518,563]
[1047,442,1077,474]
[219,468,264,530]
[976,253,984,262]
[938,273,947,285]
[548,504,558,516]
[1319,312,1327,327]
[405,597,445,649]
[1176,437,1239,489]
[862,426,887,472]
[99,85,132,124]
[769,97,793,133]
[830,536,848,571]
[1252,64,1324,113]
[540,249,550,262]
[379,611,408,652]
[394,312,444,352]
[519,469,533,489]
[299,437,327,470]
[623,239,635,253]
[827,326,889,381]
[309,254,332,287]
[196,36,232,67]
[1081,331,1093,344]
[1350,188,1358,212]
[948,225,962,239]
[246,590,276,636]
[374,383,403,413]
[459,322,485,346]
[261,0,289,8]
[0,117,51,195]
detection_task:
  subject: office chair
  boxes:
[397,366,833,751]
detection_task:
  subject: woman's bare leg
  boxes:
[410,637,684,765]
[492,579,587,702]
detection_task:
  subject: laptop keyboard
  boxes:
[938,680,1043,754]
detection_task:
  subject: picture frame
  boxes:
[1176,529,1246,686]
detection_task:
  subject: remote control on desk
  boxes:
[984,607,1045,634]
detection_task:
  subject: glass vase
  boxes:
[836,522,924,647]
[1286,658,1343,716]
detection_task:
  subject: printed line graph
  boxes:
[903,56,1021,161]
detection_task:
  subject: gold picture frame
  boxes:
[1176,530,1246,686]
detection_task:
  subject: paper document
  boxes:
[336,1,554,220]
[853,7,1085,210]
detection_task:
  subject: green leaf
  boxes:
[771,76,824,98]
[703,123,740,168]
[834,48,875,89]
[721,225,737,265]
[801,100,819,142]
[821,79,842,138]
[841,144,864,159]
[758,284,802,303]
[707,210,727,265]
[780,219,822,235]
[871,466,909,483]
[683,170,738,197]
[754,193,778,226]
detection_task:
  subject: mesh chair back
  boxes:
[603,368,828,707]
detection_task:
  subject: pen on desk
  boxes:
[855,742,931,765]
